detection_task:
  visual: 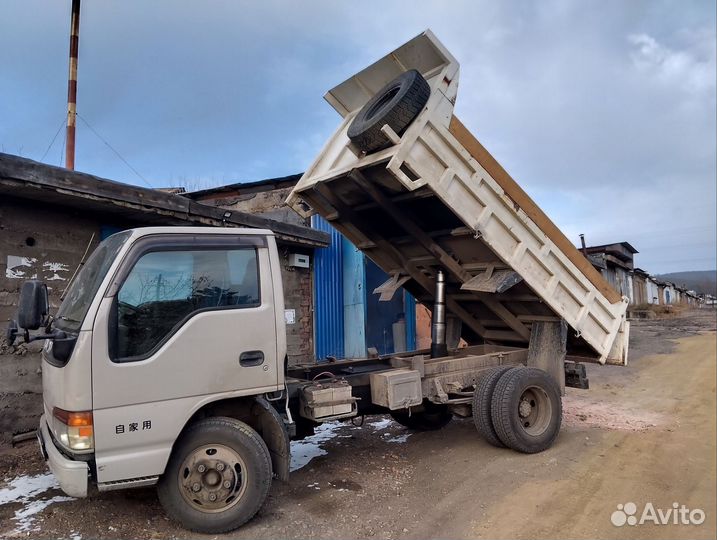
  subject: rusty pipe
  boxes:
[65,0,81,170]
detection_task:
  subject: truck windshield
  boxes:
[54,231,131,333]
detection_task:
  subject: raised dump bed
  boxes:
[287,30,629,365]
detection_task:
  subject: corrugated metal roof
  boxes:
[0,153,328,247]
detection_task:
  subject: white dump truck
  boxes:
[7,31,628,533]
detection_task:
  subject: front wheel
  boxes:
[157,417,272,533]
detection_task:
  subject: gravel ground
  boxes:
[1,309,715,539]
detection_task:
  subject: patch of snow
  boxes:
[290,422,343,472]
[0,473,58,505]
[385,434,411,444]
[13,495,74,532]
[367,417,393,430]
[0,473,75,534]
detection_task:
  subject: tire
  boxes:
[347,69,430,153]
[157,417,272,534]
[390,401,452,431]
[473,366,515,447]
[491,367,562,454]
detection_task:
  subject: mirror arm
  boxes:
[25,331,65,343]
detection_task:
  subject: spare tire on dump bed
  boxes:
[347,69,430,153]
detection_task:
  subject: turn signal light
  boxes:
[52,407,94,451]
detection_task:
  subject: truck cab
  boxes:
[29,227,291,533]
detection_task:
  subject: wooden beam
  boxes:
[312,185,377,250]
[454,292,542,302]
[447,117,622,305]
[517,315,561,322]
[350,168,531,341]
[349,169,472,283]
[353,187,435,212]
[461,262,510,271]
[316,183,495,341]
[390,227,472,246]
[480,298,531,340]
[443,297,493,341]
[484,330,527,342]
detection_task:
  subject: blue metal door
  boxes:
[311,216,344,360]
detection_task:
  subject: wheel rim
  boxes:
[517,386,552,436]
[178,444,248,513]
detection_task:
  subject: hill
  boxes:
[653,270,716,295]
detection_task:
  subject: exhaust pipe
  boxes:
[431,270,447,358]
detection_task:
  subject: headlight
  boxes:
[52,408,94,451]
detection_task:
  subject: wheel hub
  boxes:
[519,399,532,418]
[178,444,247,513]
[517,386,552,436]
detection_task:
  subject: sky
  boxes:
[1,0,715,274]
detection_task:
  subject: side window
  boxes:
[114,247,260,360]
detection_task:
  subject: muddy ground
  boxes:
[1,309,715,539]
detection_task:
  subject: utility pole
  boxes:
[65,0,81,170]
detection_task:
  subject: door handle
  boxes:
[239,351,264,367]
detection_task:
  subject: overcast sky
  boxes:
[1,0,715,273]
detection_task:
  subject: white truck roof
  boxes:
[125,226,275,238]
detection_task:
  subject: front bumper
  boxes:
[38,415,89,498]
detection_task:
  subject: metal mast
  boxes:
[65,0,81,170]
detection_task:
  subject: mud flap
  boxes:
[251,397,290,482]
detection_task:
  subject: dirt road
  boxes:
[1,310,715,539]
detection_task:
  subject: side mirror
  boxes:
[18,280,49,330]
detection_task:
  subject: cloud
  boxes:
[628,32,716,96]
[0,0,714,272]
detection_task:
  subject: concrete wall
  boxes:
[1,197,104,443]
[192,185,315,365]
[1,198,102,323]
[646,279,659,304]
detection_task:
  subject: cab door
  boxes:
[90,234,281,484]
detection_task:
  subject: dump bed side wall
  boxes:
[448,117,622,306]
[385,113,627,360]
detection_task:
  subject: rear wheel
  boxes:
[391,401,452,431]
[472,365,515,447]
[490,367,562,453]
[157,417,272,533]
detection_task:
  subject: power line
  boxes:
[76,113,153,188]
[59,128,66,167]
[40,118,67,163]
